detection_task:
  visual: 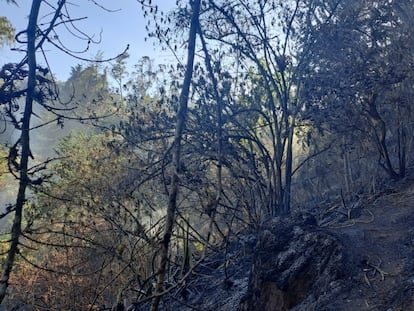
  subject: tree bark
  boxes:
[150,1,200,310]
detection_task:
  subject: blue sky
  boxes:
[1,0,176,81]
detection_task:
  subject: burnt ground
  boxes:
[321,176,414,311]
[139,176,414,311]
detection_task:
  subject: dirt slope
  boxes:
[232,176,414,311]
[145,177,414,311]
[324,177,414,310]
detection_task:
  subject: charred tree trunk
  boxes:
[149,1,200,310]
[367,95,400,180]
[198,22,223,236]
[282,117,295,215]
[0,0,41,303]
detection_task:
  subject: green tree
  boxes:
[0,0,128,304]
[10,131,157,309]
[0,16,14,47]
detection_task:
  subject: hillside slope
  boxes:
[324,177,414,310]
[142,177,414,311]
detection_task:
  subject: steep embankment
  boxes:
[154,177,414,311]
[243,176,414,311]
[246,176,414,311]
[324,177,414,311]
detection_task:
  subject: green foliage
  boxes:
[64,64,109,99]
[18,130,158,309]
[45,131,124,207]
[0,16,14,47]
[57,64,115,121]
